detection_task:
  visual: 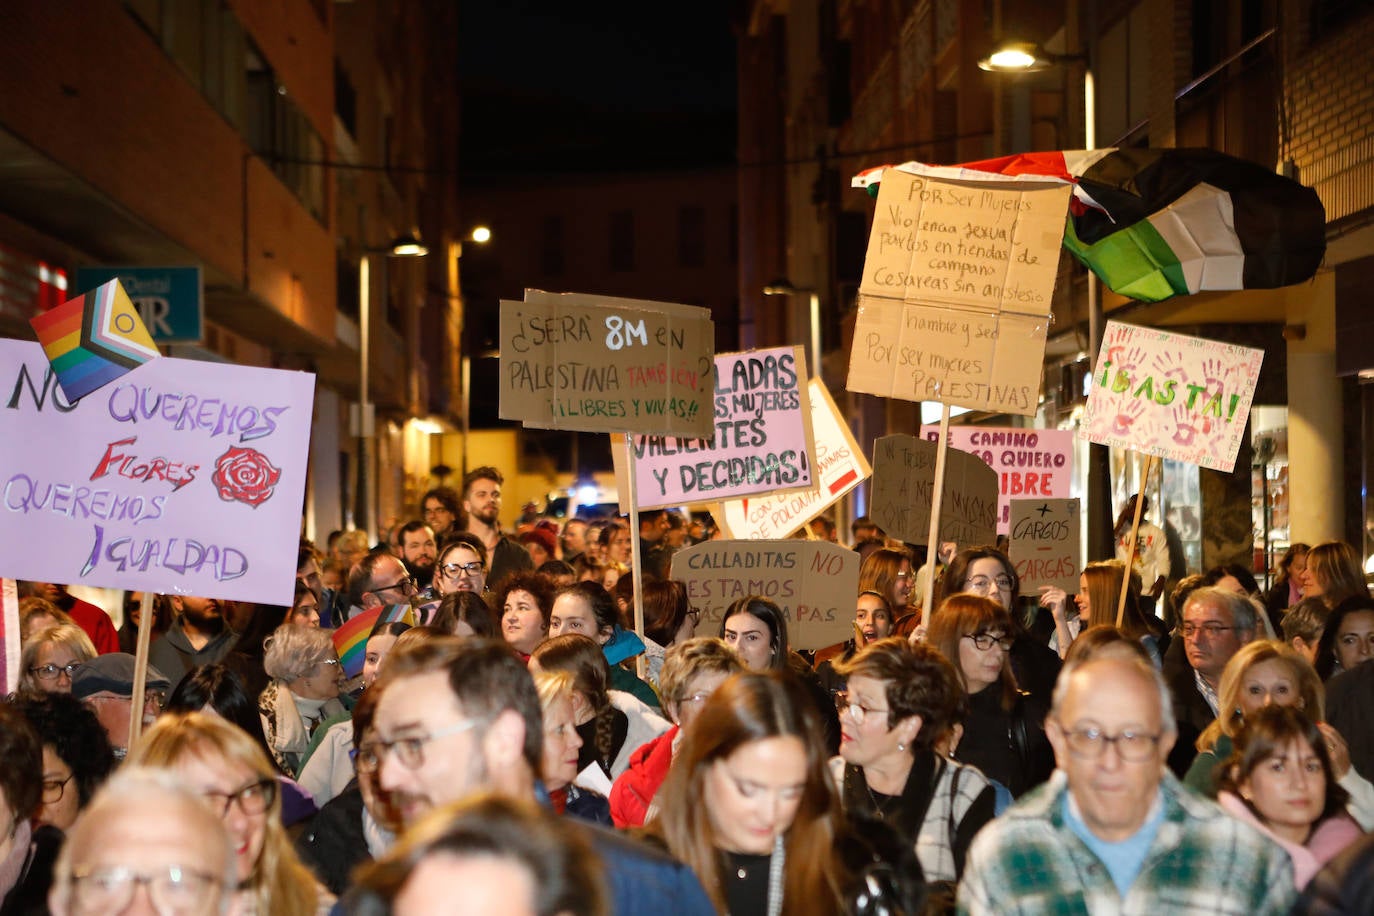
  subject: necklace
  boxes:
[865,782,899,820]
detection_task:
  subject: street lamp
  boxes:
[762,279,821,379]
[357,232,428,541]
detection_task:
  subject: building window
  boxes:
[335,59,357,138]
[243,40,327,225]
[609,210,635,272]
[678,206,705,268]
[541,216,565,276]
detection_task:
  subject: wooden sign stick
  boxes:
[922,403,953,615]
[622,436,648,680]
[128,590,157,750]
[1115,454,1158,627]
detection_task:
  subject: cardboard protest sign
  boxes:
[0,338,314,605]
[667,538,857,650]
[670,539,859,650]
[847,169,1071,415]
[1008,498,1081,593]
[868,434,997,547]
[719,380,869,539]
[499,291,714,438]
[919,426,1074,534]
[1080,320,1264,472]
[613,346,814,509]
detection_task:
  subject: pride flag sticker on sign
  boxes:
[30,278,160,402]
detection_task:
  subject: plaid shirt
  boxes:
[958,770,1295,916]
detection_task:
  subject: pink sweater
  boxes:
[1217,791,1365,887]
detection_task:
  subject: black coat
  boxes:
[1325,660,1374,783]
[296,783,372,897]
[1,824,62,916]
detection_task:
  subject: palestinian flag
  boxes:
[854,149,1326,303]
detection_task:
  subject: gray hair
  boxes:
[263,622,337,682]
[1183,586,1258,635]
[1051,654,1177,737]
[50,766,235,914]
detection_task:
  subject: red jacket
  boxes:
[66,597,119,655]
[608,725,677,828]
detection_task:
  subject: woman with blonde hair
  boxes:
[18,623,97,694]
[533,669,610,824]
[129,711,329,915]
[858,547,913,617]
[1299,541,1369,608]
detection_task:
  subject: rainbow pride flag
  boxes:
[30,278,159,402]
[332,603,414,679]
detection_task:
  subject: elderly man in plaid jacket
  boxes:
[959,653,1294,915]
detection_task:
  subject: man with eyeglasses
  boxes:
[343,551,418,622]
[366,636,713,915]
[48,766,236,916]
[71,654,171,759]
[960,654,1295,914]
[1165,585,1259,776]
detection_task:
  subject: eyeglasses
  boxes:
[440,561,484,577]
[368,577,418,597]
[29,662,82,681]
[677,690,714,707]
[1180,623,1235,639]
[1057,723,1163,761]
[364,718,483,772]
[203,778,277,818]
[965,575,1014,592]
[423,505,453,519]
[42,773,75,804]
[314,658,341,672]
[144,690,167,711]
[963,633,1014,651]
[68,864,222,916]
[835,691,889,726]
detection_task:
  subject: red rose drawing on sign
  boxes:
[212,446,282,508]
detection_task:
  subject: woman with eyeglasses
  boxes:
[17,623,96,695]
[831,638,995,888]
[610,637,744,828]
[258,624,347,779]
[130,711,331,915]
[432,534,489,600]
[6,691,114,833]
[936,545,1063,705]
[1216,706,1364,888]
[651,671,921,915]
[926,594,1054,798]
[0,705,62,914]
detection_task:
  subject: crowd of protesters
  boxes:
[5,470,1374,914]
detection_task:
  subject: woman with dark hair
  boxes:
[1055,560,1169,663]
[549,580,659,711]
[529,635,671,782]
[1314,596,1374,681]
[1217,706,1364,888]
[652,672,920,915]
[6,692,114,832]
[429,591,494,639]
[496,572,556,661]
[225,601,293,699]
[720,595,842,754]
[1266,543,1311,622]
[289,579,321,627]
[116,590,171,654]
[937,545,1063,702]
[639,578,699,687]
[1204,563,1261,597]
[1299,541,1369,609]
[926,594,1054,798]
[0,705,61,913]
[832,638,996,883]
[167,663,275,761]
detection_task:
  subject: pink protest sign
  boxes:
[919,426,1074,534]
[0,338,315,605]
[615,346,815,509]
[1080,321,1264,472]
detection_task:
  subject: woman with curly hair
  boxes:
[529,634,670,782]
[497,571,556,660]
[6,691,114,831]
[129,711,331,914]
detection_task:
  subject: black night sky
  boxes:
[457,0,739,177]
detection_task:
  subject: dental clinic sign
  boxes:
[0,337,314,604]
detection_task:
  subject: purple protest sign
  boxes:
[0,338,314,605]
[615,346,816,509]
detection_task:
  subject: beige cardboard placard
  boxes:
[611,346,815,510]
[847,168,1070,416]
[1008,498,1081,594]
[670,540,858,651]
[858,168,1069,312]
[867,434,998,547]
[500,291,715,438]
[719,379,870,540]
